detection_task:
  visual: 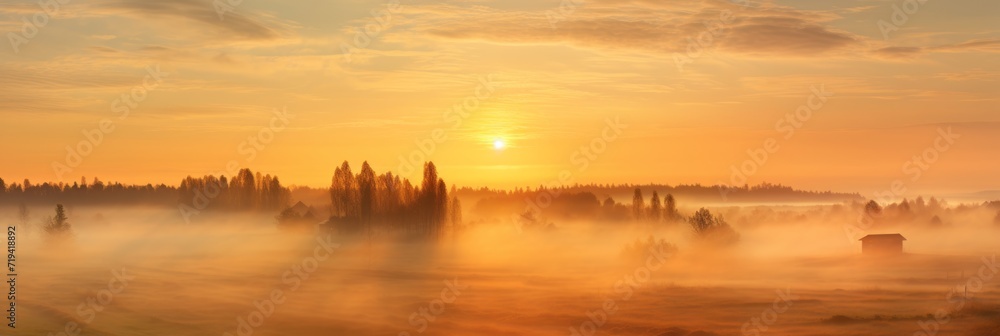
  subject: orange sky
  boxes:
[1,0,998,196]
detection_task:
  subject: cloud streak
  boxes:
[415,1,863,58]
[94,0,294,41]
[874,38,1000,59]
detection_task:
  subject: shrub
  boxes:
[620,235,677,262]
[43,204,72,239]
[688,208,740,246]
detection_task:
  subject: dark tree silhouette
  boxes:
[331,161,358,218]
[649,191,662,221]
[899,199,911,214]
[265,176,289,210]
[176,168,288,213]
[927,197,942,211]
[358,162,376,222]
[689,208,716,235]
[234,169,256,208]
[357,161,377,241]
[930,215,944,227]
[688,208,739,245]
[0,176,175,205]
[450,196,463,234]
[664,194,679,222]
[603,197,614,209]
[632,188,645,220]
[421,162,440,234]
[323,161,454,238]
[436,179,448,237]
[44,204,72,238]
[864,200,882,219]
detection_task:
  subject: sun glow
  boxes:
[493,139,506,150]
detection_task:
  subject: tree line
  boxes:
[0,177,175,204]
[454,182,862,204]
[329,161,460,237]
[0,169,291,212]
[178,169,290,211]
[631,188,683,222]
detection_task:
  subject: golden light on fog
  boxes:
[8,0,1000,335]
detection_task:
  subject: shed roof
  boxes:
[859,233,906,241]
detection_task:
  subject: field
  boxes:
[13,206,1000,336]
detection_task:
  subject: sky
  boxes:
[0,0,998,196]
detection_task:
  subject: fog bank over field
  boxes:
[4,0,998,334]
[7,198,1000,336]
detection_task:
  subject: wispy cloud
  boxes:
[410,1,863,58]
[873,38,1000,59]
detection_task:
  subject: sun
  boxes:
[493,139,506,150]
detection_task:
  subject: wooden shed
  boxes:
[859,234,906,256]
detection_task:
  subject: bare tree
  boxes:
[688,208,739,245]
[689,208,716,235]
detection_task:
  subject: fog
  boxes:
[9,201,1000,336]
